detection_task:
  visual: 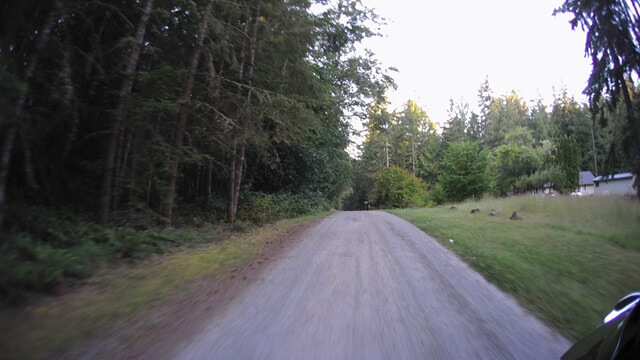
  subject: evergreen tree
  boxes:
[441,99,469,147]
[440,142,491,202]
[556,0,640,196]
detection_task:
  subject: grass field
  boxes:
[389,196,640,340]
[0,212,329,359]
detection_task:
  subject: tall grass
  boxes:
[390,196,640,339]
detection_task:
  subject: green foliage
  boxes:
[236,192,332,224]
[357,77,635,208]
[442,99,470,146]
[527,98,552,141]
[426,183,447,205]
[549,89,598,172]
[416,136,443,186]
[512,166,562,194]
[492,127,544,195]
[0,188,334,303]
[553,137,580,193]
[555,0,640,197]
[440,142,491,202]
[485,92,529,149]
[371,167,429,208]
[341,159,375,210]
[0,0,389,228]
[0,206,212,304]
[358,100,440,206]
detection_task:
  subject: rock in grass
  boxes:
[449,205,458,210]
[510,211,523,220]
[490,209,501,217]
[471,208,480,214]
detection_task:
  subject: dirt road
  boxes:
[175,211,570,359]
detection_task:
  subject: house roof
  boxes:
[579,171,595,185]
[593,172,635,183]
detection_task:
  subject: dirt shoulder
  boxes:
[1,213,328,360]
[92,215,324,360]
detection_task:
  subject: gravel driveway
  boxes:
[176,211,570,359]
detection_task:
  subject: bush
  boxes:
[371,167,429,208]
[426,183,447,205]
[512,166,562,194]
[0,205,213,304]
[236,191,332,223]
[440,142,491,202]
[1,193,325,304]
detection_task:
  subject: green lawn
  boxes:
[389,196,640,340]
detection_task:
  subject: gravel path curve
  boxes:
[176,211,570,359]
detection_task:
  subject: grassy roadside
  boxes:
[0,211,329,359]
[389,196,640,340]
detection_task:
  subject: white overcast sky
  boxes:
[354,0,593,129]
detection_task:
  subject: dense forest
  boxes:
[1,0,392,227]
[1,0,639,300]
[0,0,394,300]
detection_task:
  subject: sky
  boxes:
[353,0,593,133]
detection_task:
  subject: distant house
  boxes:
[593,172,637,196]
[576,171,595,195]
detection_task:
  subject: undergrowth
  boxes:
[0,205,212,304]
[1,191,333,305]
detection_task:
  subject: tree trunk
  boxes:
[228,143,245,223]
[227,5,260,223]
[227,145,238,223]
[226,12,250,224]
[61,32,79,162]
[0,10,55,228]
[385,137,390,168]
[99,0,154,225]
[411,140,416,176]
[161,0,215,225]
[205,159,213,200]
[20,130,38,189]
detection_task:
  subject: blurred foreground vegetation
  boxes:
[390,196,640,339]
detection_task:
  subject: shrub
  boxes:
[512,166,562,194]
[440,142,491,202]
[0,205,213,304]
[236,191,332,223]
[1,194,324,304]
[371,167,429,208]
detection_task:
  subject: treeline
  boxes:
[0,0,392,228]
[0,0,394,300]
[346,79,638,209]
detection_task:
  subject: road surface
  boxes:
[176,211,570,359]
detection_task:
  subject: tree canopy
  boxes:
[0,0,393,227]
